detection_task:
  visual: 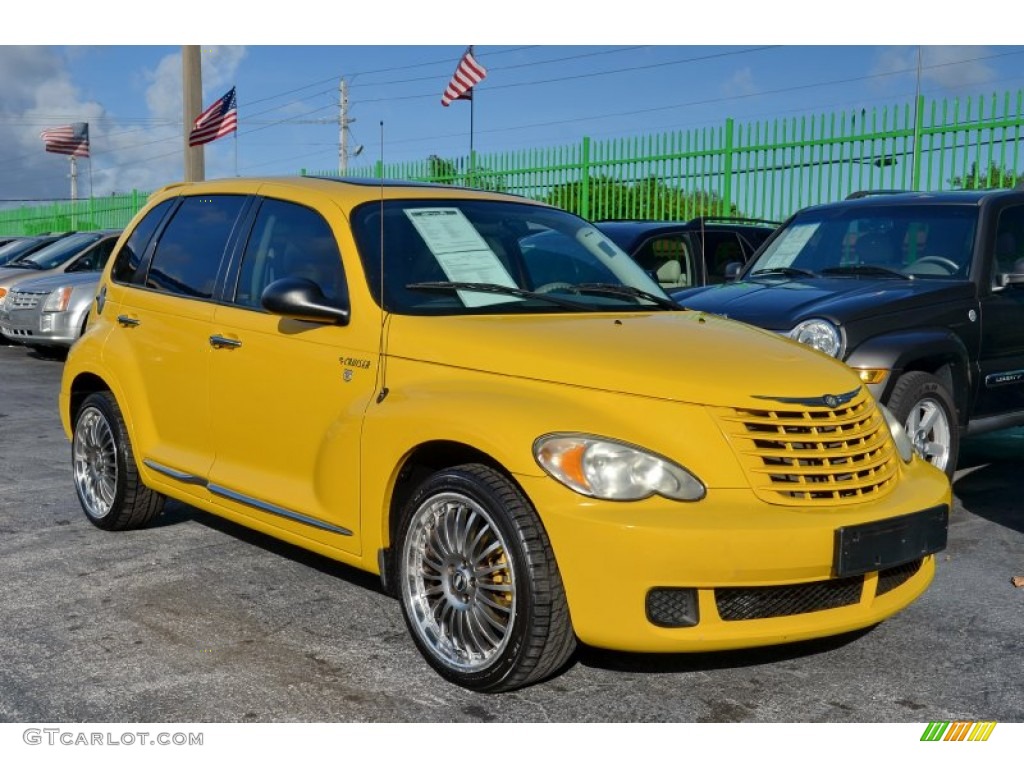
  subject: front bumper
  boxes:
[0,307,79,347]
[516,457,951,652]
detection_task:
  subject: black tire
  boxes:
[395,463,576,692]
[885,371,959,478]
[71,391,165,530]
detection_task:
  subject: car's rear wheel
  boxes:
[72,391,165,530]
[886,371,959,478]
[395,463,576,692]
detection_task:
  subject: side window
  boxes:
[633,235,694,288]
[994,206,1024,278]
[68,238,116,273]
[147,196,247,299]
[111,200,174,285]
[233,198,345,310]
[702,232,745,283]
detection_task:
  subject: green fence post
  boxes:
[912,94,924,191]
[580,136,591,220]
[375,160,384,180]
[722,117,735,216]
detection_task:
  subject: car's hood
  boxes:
[387,311,862,408]
[5,270,100,293]
[674,276,975,330]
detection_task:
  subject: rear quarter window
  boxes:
[111,200,175,285]
[145,196,247,299]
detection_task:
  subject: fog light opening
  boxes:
[646,588,699,628]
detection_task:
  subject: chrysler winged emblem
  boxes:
[752,387,860,409]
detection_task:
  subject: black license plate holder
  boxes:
[834,505,949,578]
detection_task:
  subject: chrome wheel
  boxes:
[73,406,118,519]
[401,491,516,674]
[905,396,952,472]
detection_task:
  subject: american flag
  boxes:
[189,87,238,147]
[40,122,90,157]
[441,47,487,107]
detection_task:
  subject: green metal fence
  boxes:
[2,90,1022,236]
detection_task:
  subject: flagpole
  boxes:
[469,95,475,187]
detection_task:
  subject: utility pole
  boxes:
[296,77,361,174]
[182,45,205,182]
[340,77,356,174]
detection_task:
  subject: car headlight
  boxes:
[533,434,705,501]
[879,404,914,463]
[42,286,74,313]
[0,287,7,310]
[790,318,843,358]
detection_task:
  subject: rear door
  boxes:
[102,194,250,498]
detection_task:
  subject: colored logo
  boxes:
[921,721,997,741]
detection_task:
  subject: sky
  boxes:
[2,4,1021,204]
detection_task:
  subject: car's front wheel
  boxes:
[395,463,576,692]
[886,371,959,478]
[72,391,165,530]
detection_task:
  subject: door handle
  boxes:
[209,335,242,349]
[116,314,140,327]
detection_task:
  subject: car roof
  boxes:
[149,176,538,207]
[799,188,1020,214]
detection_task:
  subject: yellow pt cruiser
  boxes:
[59,177,951,692]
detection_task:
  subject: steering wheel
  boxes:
[534,282,577,294]
[912,255,960,274]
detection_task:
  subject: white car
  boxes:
[0,271,101,353]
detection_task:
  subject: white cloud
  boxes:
[872,45,997,94]
[724,67,757,98]
[0,46,246,209]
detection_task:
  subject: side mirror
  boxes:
[261,278,350,325]
[724,262,743,282]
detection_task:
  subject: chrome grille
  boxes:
[10,290,45,310]
[715,389,898,505]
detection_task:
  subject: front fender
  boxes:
[845,328,972,422]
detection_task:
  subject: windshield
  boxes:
[747,204,978,280]
[0,238,52,266]
[351,199,673,315]
[16,232,103,270]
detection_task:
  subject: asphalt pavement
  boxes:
[0,344,1021,723]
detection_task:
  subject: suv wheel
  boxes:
[395,463,576,692]
[72,391,165,530]
[886,371,959,478]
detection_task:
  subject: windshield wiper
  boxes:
[573,283,682,310]
[405,281,598,311]
[750,266,817,278]
[5,261,43,269]
[820,265,911,280]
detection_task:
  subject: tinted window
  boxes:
[994,206,1024,277]
[147,196,246,299]
[112,200,174,284]
[233,198,345,309]
[700,232,745,283]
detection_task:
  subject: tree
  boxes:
[950,162,1024,190]
[545,175,741,220]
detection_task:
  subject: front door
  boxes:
[207,197,374,554]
